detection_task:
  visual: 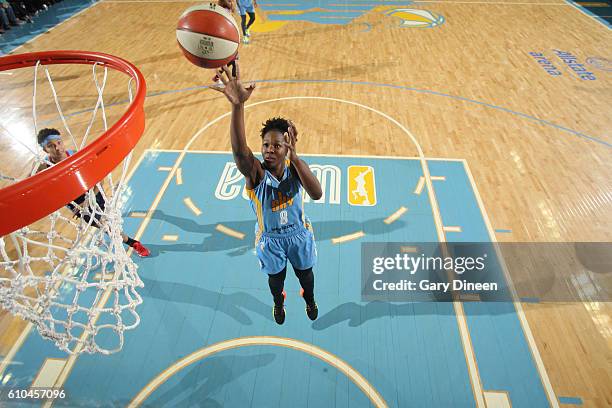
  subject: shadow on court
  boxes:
[145,353,276,407]
[141,277,272,324]
[313,300,526,331]
[135,209,406,257]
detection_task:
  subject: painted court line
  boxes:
[31,358,67,388]
[128,336,388,408]
[123,150,150,191]
[462,161,559,407]
[175,168,183,185]
[431,176,446,181]
[183,197,202,216]
[384,206,408,224]
[331,231,365,244]
[457,294,482,302]
[162,235,179,241]
[147,148,466,162]
[252,81,610,148]
[158,166,172,171]
[443,226,462,233]
[565,0,611,28]
[483,390,512,408]
[38,79,607,148]
[575,1,609,5]
[414,176,425,195]
[129,212,147,218]
[215,224,245,240]
[558,396,583,405]
[400,246,418,253]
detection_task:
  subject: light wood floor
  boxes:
[0,0,610,406]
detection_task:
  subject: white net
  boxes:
[0,57,144,355]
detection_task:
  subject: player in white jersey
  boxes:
[211,61,322,325]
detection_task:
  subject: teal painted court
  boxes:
[5,151,550,407]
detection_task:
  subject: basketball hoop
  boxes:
[0,51,145,235]
[0,51,146,354]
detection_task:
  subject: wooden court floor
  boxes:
[0,0,610,406]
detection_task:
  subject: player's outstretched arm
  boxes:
[211,62,263,187]
[285,121,322,200]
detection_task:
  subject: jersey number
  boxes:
[280,210,288,225]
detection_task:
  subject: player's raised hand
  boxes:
[284,120,299,162]
[288,120,298,143]
[218,0,235,12]
[210,61,256,105]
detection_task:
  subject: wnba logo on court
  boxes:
[385,8,445,28]
[348,165,376,206]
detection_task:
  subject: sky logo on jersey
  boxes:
[348,165,376,206]
[271,191,294,212]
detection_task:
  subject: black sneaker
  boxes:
[273,305,286,325]
[305,301,318,321]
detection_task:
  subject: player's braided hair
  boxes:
[260,117,290,139]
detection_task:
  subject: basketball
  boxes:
[176,3,240,69]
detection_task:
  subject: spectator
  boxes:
[7,0,33,23]
[0,0,24,33]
